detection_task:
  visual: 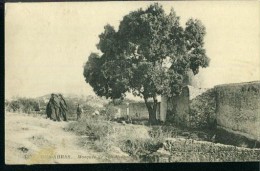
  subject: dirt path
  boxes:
[5,112,128,164]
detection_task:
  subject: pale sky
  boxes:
[5,1,260,99]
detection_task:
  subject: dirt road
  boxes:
[5,112,130,164]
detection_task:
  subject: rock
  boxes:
[132,121,137,124]
[189,133,199,140]
[156,147,171,156]
[17,147,29,153]
[109,146,129,157]
[181,132,190,137]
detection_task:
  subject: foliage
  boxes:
[5,95,99,120]
[121,138,163,157]
[189,89,216,129]
[101,105,118,121]
[63,98,95,118]
[84,3,210,124]
[66,114,152,152]
[5,98,40,114]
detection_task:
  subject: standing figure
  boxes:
[46,93,68,122]
[58,94,68,121]
[126,102,131,123]
[51,94,61,121]
[76,104,82,121]
[46,101,53,119]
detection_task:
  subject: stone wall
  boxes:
[141,138,260,162]
[166,81,260,142]
[215,81,260,141]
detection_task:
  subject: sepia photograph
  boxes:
[4,1,260,164]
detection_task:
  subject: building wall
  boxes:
[166,81,260,143]
[215,81,260,141]
[115,102,157,119]
[159,96,168,122]
[115,81,260,143]
[129,102,149,118]
[167,86,210,127]
[172,87,190,126]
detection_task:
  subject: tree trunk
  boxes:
[144,97,158,125]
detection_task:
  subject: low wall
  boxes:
[129,103,149,117]
[115,102,150,118]
[140,138,260,162]
[215,81,260,141]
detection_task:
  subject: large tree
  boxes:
[83,3,209,124]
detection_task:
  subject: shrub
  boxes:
[103,105,118,120]
[6,98,40,114]
[120,138,163,157]
[189,89,216,129]
[149,126,179,140]
[66,113,154,153]
[66,115,115,151]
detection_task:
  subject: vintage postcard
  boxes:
[5,1,260,164]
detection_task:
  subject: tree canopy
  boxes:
[83,3,210,124]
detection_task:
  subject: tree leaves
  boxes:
[83,3,210,101]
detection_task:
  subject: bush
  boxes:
[120,138,163,157]
[189,89,216,129]
[66,115,115,151]
[149,126,179,140]
[5,98,40,114]
[102,105,118,121]
[66,113,154,153]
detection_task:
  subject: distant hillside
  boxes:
[36,93,109,109]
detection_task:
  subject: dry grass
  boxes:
[66,114,157,156]
[66,113,260,162]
